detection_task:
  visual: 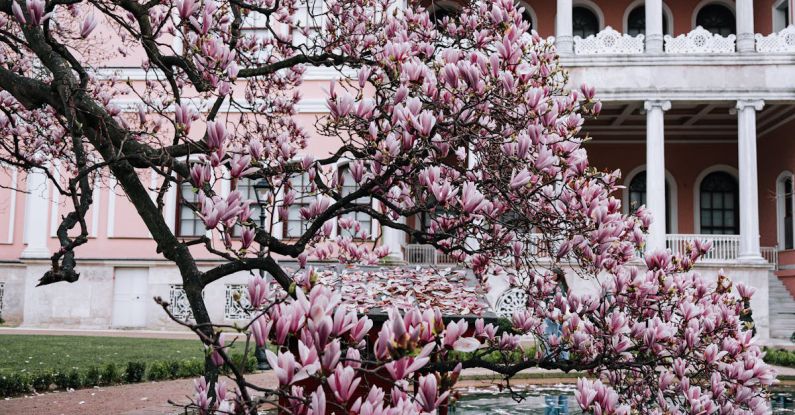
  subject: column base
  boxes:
[737,254,768,264]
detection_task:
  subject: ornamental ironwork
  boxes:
[494,287,528,318]
[225,284,252,320]
[169,284,195,322]
[574,27,645,55]
[664,26,735,54]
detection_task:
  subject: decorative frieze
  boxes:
[494,287,528,318]
[755,25,795,53]
[573,27,644,55]
[664,27,736,54]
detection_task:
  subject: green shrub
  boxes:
[31,372,53,392]
[226,352,256,374]
[147,361,170,381]
[178,359,204,378]
[54,368,82,390]
[101,362,122,385]
[0,373,32,396]
[124,361,146,384]
[83,366,102,387]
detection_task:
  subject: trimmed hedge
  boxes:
[0,356,223,397]
[764,347,795,367]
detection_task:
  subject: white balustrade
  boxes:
[761,247,779,269]
[664,27,736,54]
[755,25,795,53]
[574,27,645,55]
[666,234,740,262]
[405,244,458,265]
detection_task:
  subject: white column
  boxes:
[556,0,573,55]
[21,168,51,259]
[736,0,755,53]
[736,99,765,262]
[644,100,671,252]
[382,218,406,263]
[645,0,664,53]
[790,0,795,26]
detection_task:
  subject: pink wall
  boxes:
[586,141,739,235]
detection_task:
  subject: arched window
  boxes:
[572,6,600,38]
[778,173,794,250]
[626,6,670,36]
[628,171,672,233]
[516,2,535,30]
[428,3,460,26]
[696,4,736,36]
[699,172,739,234]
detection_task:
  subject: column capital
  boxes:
[644,100,671,112]
[736,99,765,112]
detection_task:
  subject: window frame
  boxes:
[282,173,313,240]
[623,2,674,37]
[777,171,795,250]
[176,179,206,238]
[697,171,740,235]
[336,163,375,241]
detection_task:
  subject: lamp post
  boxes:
[252,178,273,370]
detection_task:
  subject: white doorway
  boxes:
[111,268,149,328]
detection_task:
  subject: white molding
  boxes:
[516,1,538,30]
[622,0,674,35]
[693,164,740,233]
[111,97,330,114]
[776,170,795,249]
[49,160,61,238]
[91,176,101,238]
[773,0,790,31]
[692,0,737,30]
[165,173,177,233]
[3,167,17,244]
[107,176,116,238]
[573,0,605,31]
[622,165,679,233]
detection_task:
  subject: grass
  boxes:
[0,334,246,375]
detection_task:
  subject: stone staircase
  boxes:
[769,272,795,340]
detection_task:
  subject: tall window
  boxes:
[338,165,372,239]
[628,171,672,233]
[285,173,312,238]
[626,6,670,36]
[177,181,204,237]
[517,2,535,30]
[234,178,262,236]
[781,175,794,250]
[572,6,599,38]
[696,4,736,36]
[699,172,739,235]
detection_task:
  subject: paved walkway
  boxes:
[0,327,196,340]
[1,366,793,415]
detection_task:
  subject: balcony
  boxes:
[570,25,795,56]
[405,236,779,268]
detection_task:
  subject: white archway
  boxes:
[622,165,679,233]
[573,0,605,32]
[693,164,739,233]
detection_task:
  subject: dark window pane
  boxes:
[699,172,738,234]
[696,4,736,36]
[573,6,599,38]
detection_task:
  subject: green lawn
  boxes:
[0,335,209,374]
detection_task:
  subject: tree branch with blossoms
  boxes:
[0,0,776,413]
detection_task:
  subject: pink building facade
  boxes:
[1,0,795,339]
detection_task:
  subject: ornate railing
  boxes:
[664,27,735,54]
[756,25,795,53]
[762,247,780,269]
[405,244,458,265]
[574,27,644,55]
[666,234,740,261]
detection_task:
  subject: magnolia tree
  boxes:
[0,0,776,413]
